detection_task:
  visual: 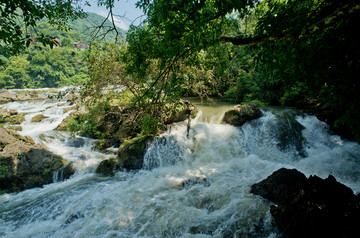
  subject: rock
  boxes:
[67,93,80,105]
[95,158,117,176]
[0,90,45,104]
[63,105,77,113]
[181,176,210,188]
[250,168,307,204]
[165,100,198,124]
[27,90,38,99]
[15,90,45,101]
[251,168,360,238]
[0,89,16,104]
[9,109,18,115]
[57,162,76,181]
[1,108,26,125]
[0,128,68,192]
[31,114,48,123]
[222,103,262,126]
[117,136,153,170]
[66,137,85,148]
[55,110,87,131]
[6,125,22,131]
[15,93,32,101]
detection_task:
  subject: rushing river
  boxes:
[1,92,360,238]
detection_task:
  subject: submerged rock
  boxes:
[181,176,210,188]
[251,168,360,238]
[66,137,85,148]
[0,128,73,192]
[222,103,262,126]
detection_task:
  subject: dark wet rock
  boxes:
[118,136,153,170]
[66,137,85,148]
[181,176,210,188]
[95,158,117,176]
[64,212,84,224]
[0,128,68,192]
[250,168,307,203]
[251,168,360,238]
[222,103,262,126]
[271,108,306,157]
[57,162,76,181]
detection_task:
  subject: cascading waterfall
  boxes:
[1,94,360,238]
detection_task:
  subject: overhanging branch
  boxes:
[221,2,360,46]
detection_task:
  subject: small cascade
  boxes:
[1,96,360,238]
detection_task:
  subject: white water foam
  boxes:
[1,101,360,237]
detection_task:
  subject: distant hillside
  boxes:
[30,12,126,47]
[69,12,127,43]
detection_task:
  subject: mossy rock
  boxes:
[4,113,26,125]
[118,135,153,170]
[6,125,22,131]
[222,103,262,126]
[165,100,198,124]
[31,114,48,123]
[0,128,67,192]
[96,158,117,176]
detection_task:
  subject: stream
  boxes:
[1,91,360,238]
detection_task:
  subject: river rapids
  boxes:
[1,91,360,238]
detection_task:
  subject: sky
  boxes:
[80,0,145,30]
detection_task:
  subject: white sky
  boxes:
[80,0,145,30]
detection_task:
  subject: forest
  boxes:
[1,0,360,143]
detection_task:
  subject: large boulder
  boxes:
[0,128,74,192]
[251,168,360,238]
[222,103,262,126]
[250,168,308,203]
[117,136,153,170]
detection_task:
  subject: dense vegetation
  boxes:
[1,0,359,143]
[78,0,360,143]
[0,12,125,88]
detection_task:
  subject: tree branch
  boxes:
[221,2,360,46]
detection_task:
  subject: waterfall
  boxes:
[1,94,360,238]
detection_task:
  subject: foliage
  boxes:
[0,46,88,88]
[0,0,85,63]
